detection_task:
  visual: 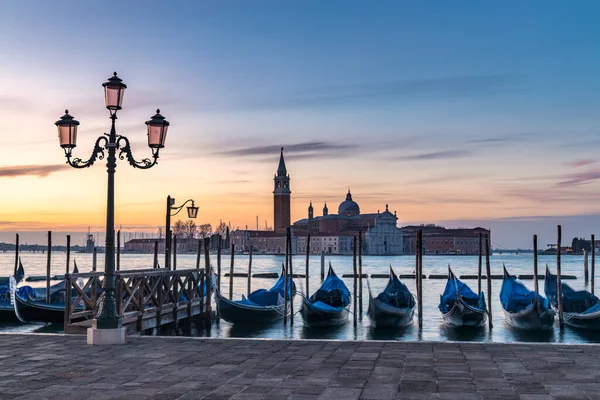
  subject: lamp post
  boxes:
[55,72,169,337]
[165,196,198,270]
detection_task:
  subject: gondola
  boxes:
[500,266,555,330]
[0,261,25,321]
[301,264,350,327]
[14,277,73,323]
[545,266,600,330]
[438,267,487,328]
[216,269,295,324]
[13,260,85,324]
[367,267,415,328]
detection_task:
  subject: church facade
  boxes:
[230,148,404,255]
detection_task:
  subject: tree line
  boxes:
[171,220,228,239]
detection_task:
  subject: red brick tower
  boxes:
[273,148,291,233]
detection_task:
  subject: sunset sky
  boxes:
[1,1,600,248]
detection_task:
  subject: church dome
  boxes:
[338,190,360,216]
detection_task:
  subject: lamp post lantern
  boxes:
[55,72,169,338]
[165,196,198,270]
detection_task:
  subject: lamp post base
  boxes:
[87,326,126,345]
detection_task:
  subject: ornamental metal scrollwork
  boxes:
[64,136,108,169]
[116,136,159,169]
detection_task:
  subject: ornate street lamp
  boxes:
[164,196,198,270]
[55,72,169,335]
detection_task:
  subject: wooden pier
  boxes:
[64,268,210,334]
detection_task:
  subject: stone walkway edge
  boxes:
[0,333,598,400]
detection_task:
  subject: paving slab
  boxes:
[0,333,598,399]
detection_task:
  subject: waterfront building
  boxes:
[402,225,490,255]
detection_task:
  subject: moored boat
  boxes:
[368,267,415,328]
[439,267,487,328]
[0,261,25,322]
[500,266,555,330]
[545,267,600,330]
[301,264,350,328]
[216,269,295,324]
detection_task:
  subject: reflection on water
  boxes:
[366,324,417,341]
[439,323,489,342]
[1,252,599,344]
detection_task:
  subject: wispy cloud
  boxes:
[214,141,357,160]
[565,159,597,168]
[394,150,471,162]
[467,135,525,145]
[558,168,600,186]
[0,165,66,178]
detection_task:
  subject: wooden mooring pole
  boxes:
[215,239,221,295]
[533,235,539,297]
[288,228,294,324]
[116,230,121,271]
[584,249,589,285]
[415,232,420,320]
[418,229,423,329]
[592,234,596,295]
[247,246,253,296]
[154,241,159,269]
[46,231,51,304]
[320,250,325,282]
[353,236,358,327]
[358,230,363,318]
[229,243,235,300]
[305,234,310,297]
[557,225,564,330]
[14,233,19,275]
[478,232,483,294]
[204,237,212,330]
[283,229,289,325]
[66,235,71,274]
[196,240,202,270]
[92,247,97,272]
[172,235,177,271]
[485,234,493,329]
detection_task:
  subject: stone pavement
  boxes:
[0,333,599,400]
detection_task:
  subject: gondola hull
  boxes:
[502,300,555,330]
[300,298,348,328]
[442,297,487,328]
[14,294,72,324]
[216,290,288,324]
[545,268,600,330]
[555,308,600,330]
[368,297,414,328]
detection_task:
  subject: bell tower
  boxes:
[274,147,291,233]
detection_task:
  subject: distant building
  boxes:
[402,225,490,255]
[231,148,403,255]
[293,193,403,255]
[124,237,216,253]
[571,237,600,255]
[84,231,95,253]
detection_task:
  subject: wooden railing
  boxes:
[64,268,209,333]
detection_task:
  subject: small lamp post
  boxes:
[55,72,169,344]
[165,196,198,269]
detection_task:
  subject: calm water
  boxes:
[1,251,598,343]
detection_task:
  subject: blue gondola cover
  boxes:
[545,270,600,314]
[308,267,350,309]
[439,273,486,313]
[377,271,415,309]
[501,273,549,313]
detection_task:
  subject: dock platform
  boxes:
[0,333,598,399]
